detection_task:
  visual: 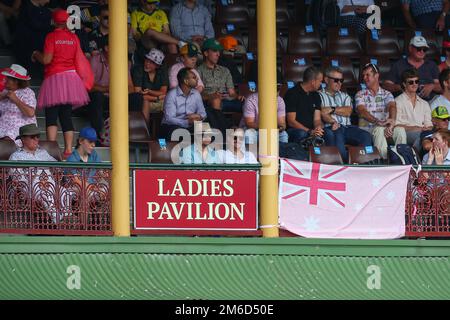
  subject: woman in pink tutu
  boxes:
[0,64,37,145]
[32,9,90,159]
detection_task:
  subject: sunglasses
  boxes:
[406,79,420,85]
[102,16,108,20]
[413,46,428,52]
[328,76,344,84]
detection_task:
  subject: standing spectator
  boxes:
[430,68,450,129]
[337,0,374,35]
[402,0,450,30]
[32,9,90,159]
[160,67,206,139]
[0,64,37,145]
[320,66,372,162]
[170,0,214,46]
[420,106,450,154]
[169,43,204,92]
[13,0,52,77]
[132,48,168,125]
[439,40,450,72]
[383,36,441,100]
[285,66,324,144]
[240,92,288,144]
[356,63,406,159]
[422,129,450,165]
[0,0,21,46]
[395,69,433,147]
[131,0,185,54]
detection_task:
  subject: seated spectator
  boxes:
[180,122,222,164]
[356,63,406,159]
[420,106,450,154]
[422,129,450,165]
[219,128,258,164]
[77,37,140,139]
[198,38,244,114]
[0,64,37,145]
[132,48,168,125]
[402,0,450,30]
[240,92,288,144]
[383,36,441,101]
[395,69,433,148]
[337,0,374,35]
[0,0,20,46]
[160,67,206,139]
[320,66,372,163]
[66,127,102,191]
[171,0,214,15]
[439,40,450,72]
[170,0,214,46]
[430,68,450,129]
[285,66,324,144]
[169,43,204,92]
[8,123,63,223]
[13,0,52,78]
[67,0,108,31]
[85,4,109,55]
[131,0,185,54]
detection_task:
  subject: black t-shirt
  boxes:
[284,84,321,130]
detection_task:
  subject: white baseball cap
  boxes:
[409,36,429,48]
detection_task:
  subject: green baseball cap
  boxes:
[432,106,450,119]
[202,38,223,52]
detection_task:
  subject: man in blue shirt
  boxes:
[170,0,215,45]
[402,0,450,30]
[160,67,206,139]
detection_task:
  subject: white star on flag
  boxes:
[387,191,396,201]
[372,178,381,187]
[302,216,320,231]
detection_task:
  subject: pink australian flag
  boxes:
[279,159,411,239]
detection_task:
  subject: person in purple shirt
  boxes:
[160,67,206,139]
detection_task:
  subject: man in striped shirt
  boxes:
[320,67,372,163]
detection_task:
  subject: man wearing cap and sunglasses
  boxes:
[320,66,372,163]
[383,36,441,101]
[356,63,407,160]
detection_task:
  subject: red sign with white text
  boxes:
[133,170,258,230]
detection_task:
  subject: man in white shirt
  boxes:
[395,69,433,148]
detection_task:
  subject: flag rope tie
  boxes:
[259,224,280,229]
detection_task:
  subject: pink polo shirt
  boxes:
[169,62,204,90]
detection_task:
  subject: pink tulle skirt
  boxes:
[37,70,90,109]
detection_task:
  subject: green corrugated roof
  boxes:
[0,237,449,300]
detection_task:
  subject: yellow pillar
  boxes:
[109,0,130,236]
[257,0,279,237]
